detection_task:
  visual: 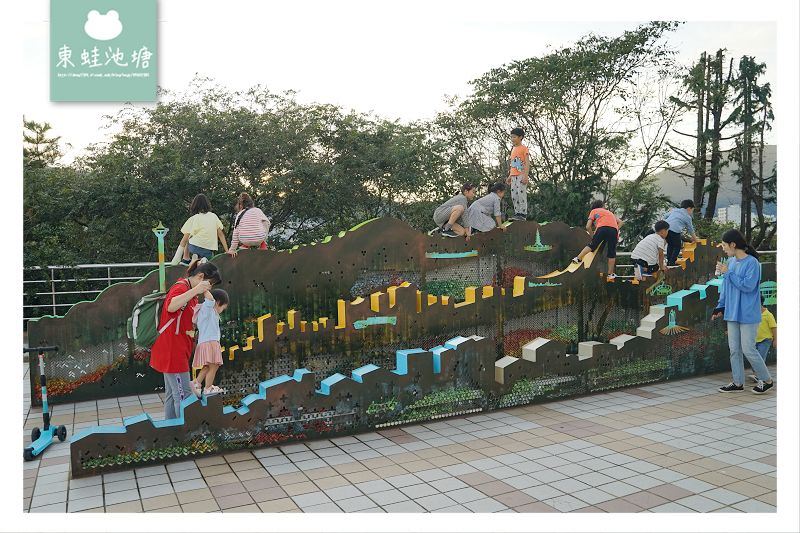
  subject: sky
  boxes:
[24,1,777,164]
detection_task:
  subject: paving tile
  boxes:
[68,475,103,488]
[354,479,394,494]
[209,481,246,498]
[103,470,136,483]
[242,476,278,492]
[671,477,716,494]
[493,490,537,508]
[701,487,749,506]
[104,479,138,493]
[596,481,640,498]
[463,497,508,512]
[446,487,489,504]
[428,477,468,492]
[382,500,426,512]
[674,494,725,512]
[180,499,220,513]
[514,501,558,513]
[647,483,695,501]
[176,488,213,505]
[399,483,439,498]
[312,475,350,490]
[624,474,663,490]
[368,488,409,506]
[31,491,68,508]
[650,501,694,512]
[249,486,289,503]
[302,502,343,512]
[106,500,144,513]
[457,471,496,486]
[336,495,376,512]
[68,484,103,500]
[522,484,565,501]
[731,499,776,512]
[550,478,591,493]
[572,487,616,505]
[168,468,203,482]
[215,492,255,510]
[385,473,424,489]
[138,484,175,499]
[104,488,141,506]
[29,502,67,513]
[323,484,362,501]
[67,495,105,513]
[257,498,298,512]
[596,497,643,513]
[136,473,171,488]
[283,481,317,496]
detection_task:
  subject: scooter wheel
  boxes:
[57,425,67,442]
[31,427,41,442]
[24,448,35,462]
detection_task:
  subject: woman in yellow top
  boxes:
[179,194,229,264]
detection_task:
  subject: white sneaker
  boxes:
[607,274,617,281]
[634,264,643,281]
[749,374,759,383]
[571,257,581,264]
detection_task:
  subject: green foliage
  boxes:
[437,22,681,226]
[424,279,469,301]
[608,176,673,245]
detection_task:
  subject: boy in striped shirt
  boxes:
[631,220,669,280]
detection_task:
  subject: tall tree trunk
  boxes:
[705,53,732,221]
[693,53,709,211]
[752,109,767,248]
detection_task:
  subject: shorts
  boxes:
[188,243,215,260]
[588,226,618,258]
[632,258,658,274]
[433,205,464,227]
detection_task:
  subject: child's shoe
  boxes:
[571,257,581,265]
[634,264,643,281]
[606,274,616,282]
[203,385,225,396]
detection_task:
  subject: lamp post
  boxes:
[153,222,169,292]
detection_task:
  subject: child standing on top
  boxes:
[572,200,623,282]
[631,220,669,280]
[505,127,530,221]
[180,194,229,264]
[189,288,229,396]
[228,192,270,256]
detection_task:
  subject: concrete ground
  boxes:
[23,364,777,513]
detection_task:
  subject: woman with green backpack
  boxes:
[149,260,222,420]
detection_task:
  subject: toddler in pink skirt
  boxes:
[190,288,229,396]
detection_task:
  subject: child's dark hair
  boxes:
[190,194,212,215]
[210,288,229,307]
[654,220,669,232]
[187,260,222,286]
[461,183,475,193]
[680,199,695,209]
[590,199,604,210]
[721,229,760,259]
[511,127,525,138]
[489,182,506,194]
[238,192,255,209]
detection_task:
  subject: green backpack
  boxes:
[127,280,191,348]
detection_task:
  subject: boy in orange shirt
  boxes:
[572,200,623,281]
[505,127,530,221]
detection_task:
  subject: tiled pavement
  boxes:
[23,364,777,513]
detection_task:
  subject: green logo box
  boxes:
[50,0,157,102]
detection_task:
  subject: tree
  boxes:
[437,21,681,226]
[729,56,773,242]
[23,119,62,169]
[668,49,737,219]
[608,176,673,245]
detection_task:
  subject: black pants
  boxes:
[588,226,618,258]
[665,230,682,265]
[633,258,658,275]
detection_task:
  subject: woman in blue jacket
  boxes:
[713,229,774,394]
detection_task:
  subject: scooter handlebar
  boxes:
[23,346,59,353]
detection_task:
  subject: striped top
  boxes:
[230,207,270,250]
[631,233,666,265]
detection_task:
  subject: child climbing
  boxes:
[751,297,777,382]
[464,182,507,234]
[631,220,669,280]
[664,199,699,266]
[505,127,530,221]
[228,192,270,256]
[190,288,230,396]
[179,194,229,264]
[433,183,476,239]
[713,229,773,394]
[572,200,623,281]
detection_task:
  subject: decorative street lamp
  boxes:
[152,222,169,292]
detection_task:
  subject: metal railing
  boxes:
[23,262,159,321]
